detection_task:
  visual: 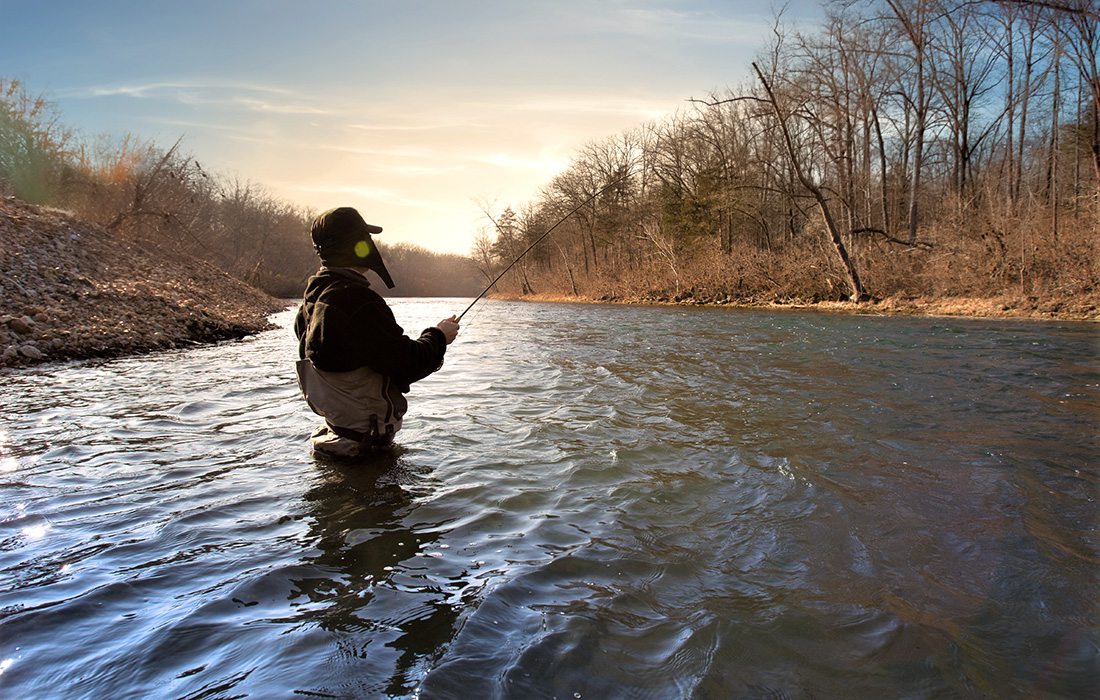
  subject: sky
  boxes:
[2,0,823,255]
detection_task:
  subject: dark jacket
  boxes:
[295,268,447,392]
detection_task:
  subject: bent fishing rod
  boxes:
[456,175,630,321]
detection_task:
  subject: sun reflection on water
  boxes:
[21,523,49,540]
[0,429,16,473]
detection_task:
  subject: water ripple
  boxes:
[1,301,1096,698]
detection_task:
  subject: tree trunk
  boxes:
[1048,51,1060,242]
[872,104,891,235]
[885,0,930,245]
[553,240,579,296]
[752,62,866,302]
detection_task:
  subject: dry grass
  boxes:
[488,201,1099,322]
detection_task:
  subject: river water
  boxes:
[1,299,1096,699]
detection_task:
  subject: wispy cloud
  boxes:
[318,144,441,160]
[79,80,286,98]
[144,117,283,146]
[577,4,775,44]
[467,152,571,174]
[84,83,164,98]
[347,121,477,132]
[386,163,468,177]
[510,97,672,120]
[292,183,449,212]
[73,80,335,116]
[233,96,329,115]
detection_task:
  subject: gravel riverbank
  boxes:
[489,286,1100,322]
[1,198,288,369]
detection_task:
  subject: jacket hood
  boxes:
[303,267,374,304]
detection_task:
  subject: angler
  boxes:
[294,206,459,458]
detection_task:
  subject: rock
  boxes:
[17,344,43,360]
[1,199,281,367]
[8,316,34,334]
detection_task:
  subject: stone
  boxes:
[17,344,43,360]
[8,316,33,334]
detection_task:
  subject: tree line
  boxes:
[476,0,1098,307]
[0,79,482,298]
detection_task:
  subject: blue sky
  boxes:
[2,1,822,254]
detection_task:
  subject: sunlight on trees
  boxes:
[0,80,482,298]
[476,0,1098,306]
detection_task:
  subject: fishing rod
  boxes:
[456,174,630,321]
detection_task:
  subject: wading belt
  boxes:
[327,416,395,447]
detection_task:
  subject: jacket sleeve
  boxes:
[344,295,447,388]
[294,302,309,358]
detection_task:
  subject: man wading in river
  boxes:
[294,206,459,458]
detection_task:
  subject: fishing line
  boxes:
[456,174,631,322]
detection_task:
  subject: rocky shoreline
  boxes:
[1,198,287,369]
[489,288,1100,322]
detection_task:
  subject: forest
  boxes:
[475,0,1098,312]
[0,80,482,299]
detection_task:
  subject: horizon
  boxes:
[2,0,823,255]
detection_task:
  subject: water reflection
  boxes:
[294,452,465,696]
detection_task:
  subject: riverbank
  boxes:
[0,198,286,369]
[488,289,1100,322]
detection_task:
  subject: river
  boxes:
[1,299,1096,698]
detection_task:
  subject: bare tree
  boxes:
[752,61,867,301]
[883,0,943,244]
[1052,0,1100,193]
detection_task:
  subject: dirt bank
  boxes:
[0,198,287,369]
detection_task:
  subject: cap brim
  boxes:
[364,223,383,234]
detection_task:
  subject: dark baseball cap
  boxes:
[311,207,382,248]
[310,206,395,287]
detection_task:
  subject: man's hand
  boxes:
[435,315,460,344]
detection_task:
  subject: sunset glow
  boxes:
[3,1,821,254]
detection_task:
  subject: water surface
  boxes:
[1,300,1097,698]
